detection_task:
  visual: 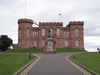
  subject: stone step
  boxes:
[44,50,56,54]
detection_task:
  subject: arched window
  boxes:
[34,41,37,46]
[57,40,60,46]
[26,28,29,36]
[57,28,60,36]
[42,40,45,46]
[42,28,45,36]
[19,29,21,36]
[50,28,53,34]
[75,28,79,36]
[76,40,79,46]
[65,40,68,46]
[19,41,21,46]
[26,40,29,46]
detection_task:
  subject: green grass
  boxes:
[5,48,44,53]
[0,54,36,75]
[70,52,100,75]
[56,48,86,52]
[4,48,86,53]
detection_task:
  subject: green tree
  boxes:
[0,35,13,51]
[0,40,3,51]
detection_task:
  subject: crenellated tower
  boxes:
[69,21,84,49]
[18,19,33,49]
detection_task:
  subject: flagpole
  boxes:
[25,0,26,18]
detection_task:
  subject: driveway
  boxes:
[26,53,85,75]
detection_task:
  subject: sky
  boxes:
[0,0,100,52]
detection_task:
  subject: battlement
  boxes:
[69,21,84,25]
[39,22,63,26]
[18,18,33,24]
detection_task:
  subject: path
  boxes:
[26,53,85,75]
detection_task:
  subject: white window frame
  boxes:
[36,32,38,36]
[65,40,68,46]
[42,28,45,36]
[34,41,37,46]
[57,28,60,36]
[75,28,79,36]
[67,32,69,36]
[64,32,66,36]
[76,40,79,46]
[42,40,45,46]
[26,28,29,36]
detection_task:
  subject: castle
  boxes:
[13,18,84,49]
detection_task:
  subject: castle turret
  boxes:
[69,21,84,49]
[18,19,33,49]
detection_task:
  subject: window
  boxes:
[57,40,60,46]
[19,41,21,46]
[42,40,45,46]
[57,28,60,36]
[75,28,79,36]
[67,32,69,36]
[26,28,29,36]
[64,32,66,36]
[19,29,21,36]
[64,31,69,36]
[42,28,45,35]
[26,40,29,46]
[33,32,38,36]
[65,40,68,46]
[76,40,79,46]
[34,41,37,46]
[36,32,38,36]
[50,28,53,34]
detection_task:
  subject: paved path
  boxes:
[26,53,85,75]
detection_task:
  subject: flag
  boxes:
[59,13,61,16]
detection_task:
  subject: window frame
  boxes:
[76,40,79,46]
[65,40,68,46]
[42,28,45,36]
[26,28,29,36]
[57,28,60,36]
[75,28,79,36]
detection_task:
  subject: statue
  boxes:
[48,28,52,38]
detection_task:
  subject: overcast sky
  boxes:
[0,0,100,51]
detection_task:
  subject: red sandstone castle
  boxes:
[14,18,84,49]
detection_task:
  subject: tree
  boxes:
[0,35,13,51]
[0,40,3,51]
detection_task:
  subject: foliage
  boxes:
[0,35,13,51]
[0,54,36,75]
[70,52,100,74]
[0,40,3,51]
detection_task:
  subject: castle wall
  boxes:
[17,19,84,49]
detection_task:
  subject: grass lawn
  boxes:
[70,52,100,75]
[5,48,44,53]
[0,54,36,75]
[5,48,86,53]
[56,48,86,52]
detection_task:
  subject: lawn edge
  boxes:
[69,53,98,75]
[13,54,39,75]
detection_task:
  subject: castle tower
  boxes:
[69,21,84,49]
[18,19,33,49]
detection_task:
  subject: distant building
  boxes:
[13,19,84,49]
